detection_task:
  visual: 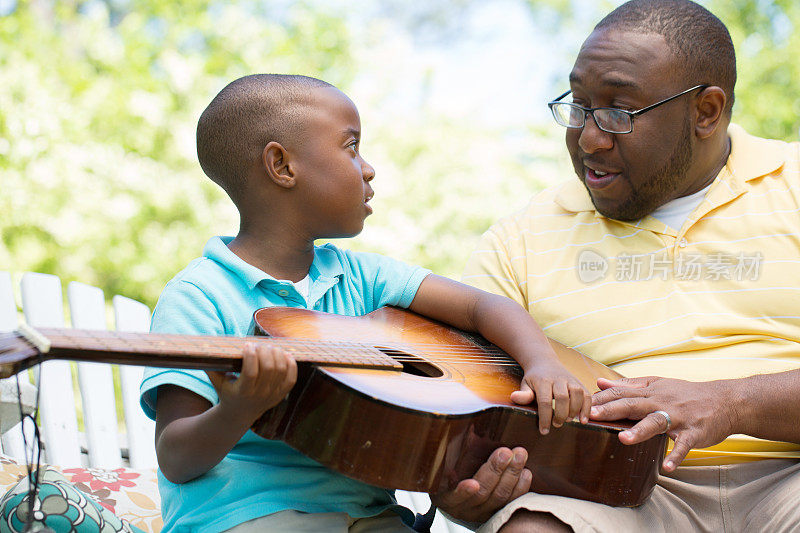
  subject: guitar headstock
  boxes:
[0,331,42,378]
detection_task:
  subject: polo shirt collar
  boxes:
[307,245,345,285]
[725,123,786,182]
[554,180,595,213]
[203,236,344,291]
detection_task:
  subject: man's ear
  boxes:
[694,86,727,139]
[262,141,295,188]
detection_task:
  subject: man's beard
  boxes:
[599,116,694,222]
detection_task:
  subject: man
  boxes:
[456,0,800,531]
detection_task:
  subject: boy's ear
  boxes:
[262,141,295,188]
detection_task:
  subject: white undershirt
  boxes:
[649,183,713,230]
[276,274,310,301]
[292,274,310,300]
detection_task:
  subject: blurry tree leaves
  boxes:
[1,0,798,312]
[709,0,800,140]
[0,0,353,307]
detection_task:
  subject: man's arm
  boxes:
[590,369,800,471]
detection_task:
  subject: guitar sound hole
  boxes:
[376,347,444,378]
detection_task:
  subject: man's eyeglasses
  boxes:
[547,84,708,134]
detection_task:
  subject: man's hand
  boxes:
[590,376,736,472]
[431,447,532,525]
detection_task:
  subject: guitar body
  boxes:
[251,306,667,507]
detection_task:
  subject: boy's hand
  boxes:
[206,342,297,425]
[510,358,590,433]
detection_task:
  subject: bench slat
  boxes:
[68,281,123,468]
[114,295,157,469]
[0,271,28,458]
[20,272,82,466]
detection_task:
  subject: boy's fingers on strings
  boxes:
[253,345,280,391]
[283,351,298,391]
[552,381,570,428]
[255,345,297,397]
[572,384,591,424]
[239,342,260,389]
[534,382,554,434]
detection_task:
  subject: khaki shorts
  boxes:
[479,459,800,533]
[224,509,414,532]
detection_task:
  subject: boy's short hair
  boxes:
[196,74,333,203]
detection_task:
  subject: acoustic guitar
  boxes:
[0,306,666,507]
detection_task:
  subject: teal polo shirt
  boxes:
[140,236,429,533]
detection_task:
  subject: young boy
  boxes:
[140,74,589,533]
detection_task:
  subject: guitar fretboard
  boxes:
[24,327,404,371]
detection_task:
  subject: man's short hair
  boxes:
[196,74,333,202]
[595,0,736,115]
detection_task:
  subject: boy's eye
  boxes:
[347,140,359,152]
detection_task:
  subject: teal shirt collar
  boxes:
[203,236,345,305]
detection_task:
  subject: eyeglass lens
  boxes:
[552,104,632,133]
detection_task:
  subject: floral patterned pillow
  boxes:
[0,455,162,533]
[0,467,142,532]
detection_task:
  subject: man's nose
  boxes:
[578,113,614,154]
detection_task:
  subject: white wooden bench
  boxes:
[0,271,470,533]
[0,271,156,469]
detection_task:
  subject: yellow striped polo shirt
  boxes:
[463,124,800,464]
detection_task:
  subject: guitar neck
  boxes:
[0,327,402,378]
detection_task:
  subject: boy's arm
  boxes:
[408,274,591,431]
[155,343,296,484]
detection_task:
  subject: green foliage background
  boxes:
[1,0,798,311]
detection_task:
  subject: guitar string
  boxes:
[42,330,581,367]
[45,329,518,353]
[32,349,527,369]
[36,346,536,367]
[50,339,519,359]
[40,340,526,366]
[43,330,521,356]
